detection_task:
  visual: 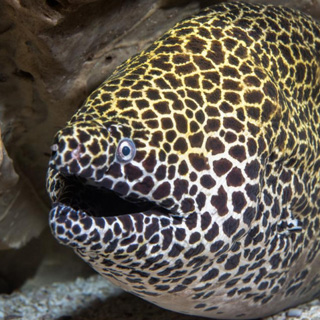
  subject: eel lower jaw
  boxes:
[49,174,174,250]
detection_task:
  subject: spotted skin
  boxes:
[47,2,320,319]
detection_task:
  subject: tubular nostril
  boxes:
[51,144,58,152]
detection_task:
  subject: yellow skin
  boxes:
[47,2,320,319]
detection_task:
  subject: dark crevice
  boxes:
[13,69,34,81]
[46,0,63,10]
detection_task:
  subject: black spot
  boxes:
[178,160,188,175]
[155,165,166,181]
[247,138,257,156]
[213,158,232,176]
[173,179,189,200]
[103,229,113,243]
[150,131,163,147]
[189,132,204,148]
[186,36,206,53]
[80,217,92,230]
[261,99,276,121]
[172,53,190,65]
[245,183,259,201]
[211,186,228,216]
[245,160,260,179]
[279,44,294,64]
[200,212,212,230]
[142,151,157,172]
[194,56,214,70]
[133,176,154,195]
[78,130,90,143]
[244,90,263,104]
[176,63,196,74]
[125,164,143,181]
[232,192,247,213]
[223,216,239,237]
[166,130,177,142]
[161,117,173,129]
[174,137,188,153]
[271,198,280,218]
[229,145,246,162]
[169,284,187,293]
[164,73,182,88]
[204,119,221,133]
[190,185,198,196]
[225,253,241,270]
[227,167,245,187]
[206,88,221,104]
[206,137,225,154]
[210,240,224,253]
[174,113,188,133]
[202,267,221,284]
[185,245,205,261]
[175,228,186,241]
[147,89,161,100]
[151,58,172,72]
[207,40,224,64]
[68,159,80,174]
[189,232,201,244]
[196,192,206,210]
[117,99,131,109]
[244,75,261,87]
[154,101,170,114]
[205,222,219,241]
[185,75,200,88]
[182,276,197,285]
[181,198,195,212]
[224,92,240,104]
[220,101,233,113]
[235,44,247,58]
[295,63,305,83]
[200,175,216,189]
[57,226,65,235]
[189,153,209,171]
[153,182,171,200]
[168,154,178,164]
[92,154,107,167]
[223,117,244,132]
[136,99,149,109]
[247,107,260,120]
[185,212,197,230]
[263,81,278,100]
[142,110,157,119]
[168,243,184,257]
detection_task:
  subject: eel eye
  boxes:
[116,138,136,163]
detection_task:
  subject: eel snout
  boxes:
[50,121,113,182]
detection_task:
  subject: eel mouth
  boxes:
[55,173,168,218]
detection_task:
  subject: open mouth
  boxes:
[55,173,168,218]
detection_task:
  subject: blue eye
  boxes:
[116,138,136,163]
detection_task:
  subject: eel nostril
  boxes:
[51,144,58,151]
[50,144,59,156]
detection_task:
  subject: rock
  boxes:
[0,129,46,249]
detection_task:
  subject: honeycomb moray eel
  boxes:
[47,2,320,319]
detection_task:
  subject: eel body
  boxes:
[47,2,320,319]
